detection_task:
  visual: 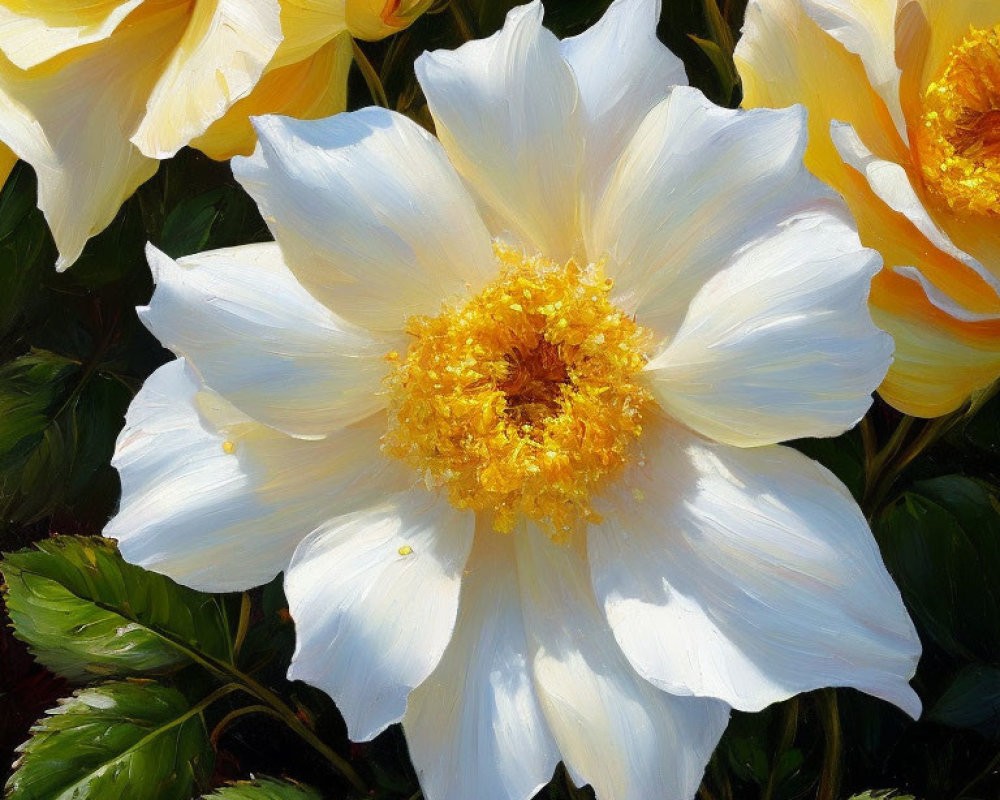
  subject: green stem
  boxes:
[233,592,251,660]
[864,411,962,516]
[449,0,475,41]
[209,704,282,748]
[891,413,957,476]
[860,416,877,473]
[954,747,1000,800]
[352,39,389,108]
[379,30,411,86]
[816,690,842,800]
[707,752,734,800]
[761,697,799,800]
[195,683,245,716]
[698,783,720,800]
[863,416,913,497]
[87,598,368,794]
[220,666,368,794]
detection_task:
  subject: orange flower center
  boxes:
[917,24,1000,217]
[382,244,652,541]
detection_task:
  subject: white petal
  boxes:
[132,0,283,158]
[800,0,904,134]
[516,531,729,800]
[831,120,1000,304]
[285,492,474,741]
[140,242,390,437]
[0,2,186,269]
[233,109,494,332]
[0,0,145,70]
[590,88,842,342]
[415,1,583,260]
[105,360,404,592]
[645,208,891,447]
[589,422,923,718]
[404,529,560,800]
[560,0,686,217]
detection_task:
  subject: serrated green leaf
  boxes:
[877,476,1000,661]
[2,536,233,682]
[847,791,917,800]
[201,777,324,800]
[929,664,1000,737]
[5,680,213,800]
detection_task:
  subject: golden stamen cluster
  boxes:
[383,244,652,541]
[918,24,1000,217]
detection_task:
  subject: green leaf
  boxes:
[689,36,738,100]
[0,351,78,474]
[963,387,1000,454]
[688,0,739,103]
[791,428,865,502]
[6,680,213,800]
[876,476,1000,662]
[0,164,55,342]
[929,664,1000,737]
[0,350,133,526]
[716,708,776,786]
[847,792,917,800]
[159,185,265,259]
[2,536,233,682]
[202,777,324,800]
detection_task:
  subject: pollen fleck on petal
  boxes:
[383,243,653,542]
[222,440,237,455]
[917,24,1000,217]
[398,544,413,556]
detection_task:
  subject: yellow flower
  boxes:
[0,0,429,270]
[736,0,1000,417]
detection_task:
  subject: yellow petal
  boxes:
[739,0,1000,416]
[191,31,352,160]
[803,0,905,132]
[131,0,283,159]
[736,0,909,194]
[0,1,187,269]
[0,0,145,69]
[270,0,347,69]
[872,268,1000,417]
[836,165,1000,317]
[346,0,432,41]
[0,143,16,189]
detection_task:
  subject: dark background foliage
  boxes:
[1,1,998,799]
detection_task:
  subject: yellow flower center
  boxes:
[917,24,1000,217]
[383,244,652,541]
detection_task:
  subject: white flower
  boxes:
[105,1,921,799]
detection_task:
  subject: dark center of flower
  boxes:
[917,23,1000,216]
